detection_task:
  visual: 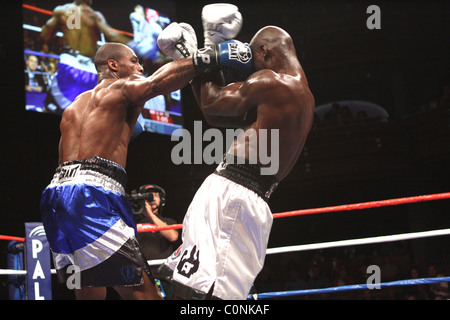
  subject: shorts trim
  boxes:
[55,237,151,288]
[48,156,127,195]
[52,218,135,272]
[214,156,279,202]
[158,264,219,300]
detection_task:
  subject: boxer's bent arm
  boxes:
[200,70,276,117]
[190,72,246,127]
[123,59,196,105]
[200,81,247,117]
[190,71,226,107]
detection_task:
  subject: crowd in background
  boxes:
[312,84,450,129]
[253,240,449,300]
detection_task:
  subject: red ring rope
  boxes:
[138,223,182,233]
[138,192,450,233]
[23,4,53,16]
[1,192,449,238]
[272,192,450,219]
[0,235,25,242]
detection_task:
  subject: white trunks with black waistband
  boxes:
[159,163,274,300]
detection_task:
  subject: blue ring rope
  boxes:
[24,49,60,60]
[248,277,450,299]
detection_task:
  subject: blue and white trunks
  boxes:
[40,156,150,288]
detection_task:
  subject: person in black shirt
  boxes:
[25,55,47,93]
[134,184,179,298]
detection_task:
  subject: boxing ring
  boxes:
[1,192,449,300]
[14,2,450,300]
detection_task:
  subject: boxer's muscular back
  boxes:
[54,4,101,57]
[59,79,141,168]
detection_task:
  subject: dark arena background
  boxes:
[1,0,449,301]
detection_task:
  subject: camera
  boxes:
[126,184,166,215]
[126,190,154,215]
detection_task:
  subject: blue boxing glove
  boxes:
[192,40,254,82]
[218,40,254,83]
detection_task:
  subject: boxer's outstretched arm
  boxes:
[123,58,196,105]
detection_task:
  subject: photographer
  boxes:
[128,184,179,298]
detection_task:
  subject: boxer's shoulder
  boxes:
[245,69,287,91]
[242,70,303,105]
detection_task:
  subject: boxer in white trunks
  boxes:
[156,4,315,300]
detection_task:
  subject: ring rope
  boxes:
[0,269,57,276]
[272,191,450,219]
[266,228,450,255]
[1,193,449,278]
[1,192,448,239]
[0,235,25,242]
[23,4,53,16]
[248,277,450,300]
[2,269,448,301]
[137,223,182,233]
[0,258,165,275]
[136,192,450,233]
[1,228,449,275]
[24,49,61,60]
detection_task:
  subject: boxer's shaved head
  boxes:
[249,26,300,73]
[250,26,295,52]
[94,42,132,72]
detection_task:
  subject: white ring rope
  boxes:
[266,228,450,255]
[1,228,449,276]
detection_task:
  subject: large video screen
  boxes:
[23,0,183,136]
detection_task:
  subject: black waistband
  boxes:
[214,156,279,202]
[56,156,127,188]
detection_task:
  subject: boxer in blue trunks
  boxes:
[40,41,200,300]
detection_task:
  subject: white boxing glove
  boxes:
[202,3,243,46]
[157,22,198,60]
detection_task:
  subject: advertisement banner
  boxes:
[25,223,52,300]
